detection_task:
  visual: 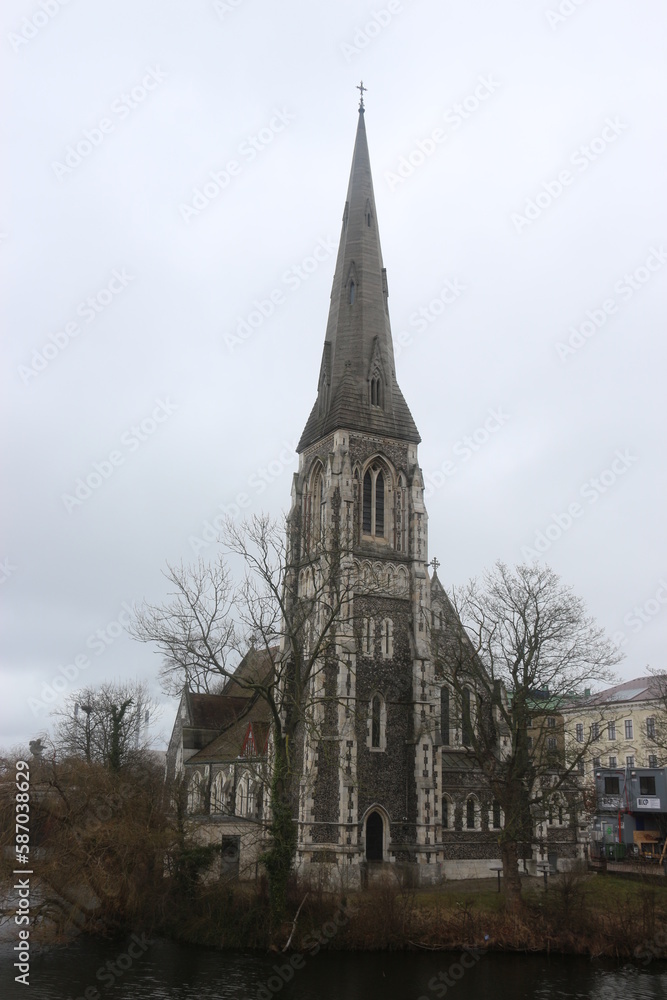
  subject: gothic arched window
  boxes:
[305,465,324,551]
[187,772,203,814]
[466,796,478,830]
[363,616,373,655]
[350,281,356,304]
[381,618,393,658]
[212,772,225,813]
[440,686,450,746]
[370,377,383,408]
[362,464,386,538]
[371,695,381,748]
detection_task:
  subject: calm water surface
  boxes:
[2,936,666,999]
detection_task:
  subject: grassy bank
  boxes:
[169,872,667,960]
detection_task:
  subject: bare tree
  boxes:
[432,561,622,903]
[51,680,159,773]
[130,512,358,929]
[130,557,237,696]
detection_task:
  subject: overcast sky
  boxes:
[2,0,666,752]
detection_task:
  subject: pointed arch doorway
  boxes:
[365,810,384,861]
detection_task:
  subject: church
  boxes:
[170,92,580,885]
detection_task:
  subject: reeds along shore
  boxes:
[166,872,667,960]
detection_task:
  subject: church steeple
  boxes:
[297,102,420,452]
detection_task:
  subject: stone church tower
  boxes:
[288,98,445,884]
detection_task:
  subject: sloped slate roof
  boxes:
[222,645,277,698]
[187,693,251,730]
[188,700,273,763]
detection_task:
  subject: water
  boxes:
[1,936,666,999]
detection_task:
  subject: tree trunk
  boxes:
[501,839,522,905]
[263,735,297,936]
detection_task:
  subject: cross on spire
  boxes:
[357,80,367,111]
[429,557,440,575]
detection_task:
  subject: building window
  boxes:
[304,465,324,551]
[648,755,658,768]
[624,720,633,739]
[591,722,599,741]
[607,722,616,741]
[371,695,381,748]
[593,757,601,769]
[575,723,583,743]
[609,756,617,768]
[527,736,534,750]
[547,716,556,728]
[235,777,247,817]
[466,797,478,830]
[558,806,564,825]
[187,772,204,813]
[212,772,226,813]
[370,377,383,408]
[640,776,656,796]
[442,795,451,830]
[626,756,634,767]
[646,717,656,739]
[246,781,256,818]
[492,801,502,829]
[362,465,386,537]
[604,776,620,795]
[577,760,585,775]
[349,280,355,304]
[547,737,557,752]
[381,618,393,658]
[363,616,373,654]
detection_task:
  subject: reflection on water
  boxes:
[1,936,666,999]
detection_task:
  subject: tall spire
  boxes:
[297,101,420,452]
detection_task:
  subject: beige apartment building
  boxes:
[563,675,666,780]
